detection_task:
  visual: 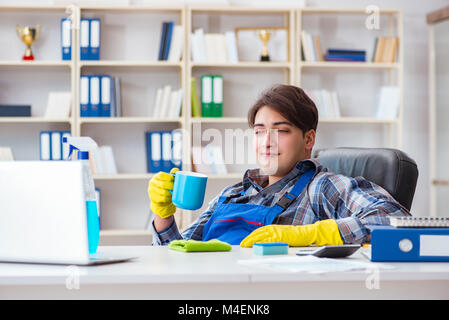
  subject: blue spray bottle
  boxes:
[63,136,100,254]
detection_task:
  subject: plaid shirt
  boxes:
[151,159,411,245]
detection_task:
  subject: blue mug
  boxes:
[171,171,208,210]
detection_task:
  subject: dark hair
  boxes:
[248,84,318,134]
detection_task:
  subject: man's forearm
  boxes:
[153,214,174,232]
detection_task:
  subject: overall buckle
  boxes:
[276,192,296,210]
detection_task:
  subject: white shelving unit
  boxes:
[0,4,404,244]
[0,4,76,164]
[427,6,449,217]
[75,4,187,243]
[296,8,403,149]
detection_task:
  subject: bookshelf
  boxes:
[0,4,76,165]
[0,4,404,243]
[296,8,403,149]
[427,6,449,217]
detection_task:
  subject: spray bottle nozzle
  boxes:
[62,136,98,160]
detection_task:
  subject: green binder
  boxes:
[201,75,214,117]
[191,77,201,117]
[212,75,223,117]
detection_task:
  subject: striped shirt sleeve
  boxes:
[312,173,411,244]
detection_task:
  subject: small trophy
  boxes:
[16,25,40,61]
[258,29,271,62]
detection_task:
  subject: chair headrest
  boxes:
[314,147,419,211]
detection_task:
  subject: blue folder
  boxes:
[370,226,449,262]
[89,75,101,117]
[170,130,182,171]
[80,18,90,60]
[61,18,71,60]
[39,131,52,161]
[80,75,90,117]
[100,75,111,117]
[164,21,174,60]
[89,18,101,60]
[146,131,162,173]
[161,131,172,173]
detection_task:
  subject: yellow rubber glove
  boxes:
[240,219,343,248]
[148,168,179,219]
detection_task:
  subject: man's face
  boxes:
[253,106,315,176]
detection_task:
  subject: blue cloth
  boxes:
[201,169,315,245]
[151,159,411,245]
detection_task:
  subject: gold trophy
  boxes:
[258,29,271,62]
[16,25,40,61]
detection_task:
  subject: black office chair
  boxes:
[313,147,419,211]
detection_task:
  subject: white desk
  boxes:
[1,246,449,299]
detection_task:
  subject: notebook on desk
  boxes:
[389,216,449,228]
[0,161,136,266]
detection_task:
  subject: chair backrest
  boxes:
[313,147,419,211]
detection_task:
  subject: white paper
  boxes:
[45,92,72,119]
[376,86,400,120]
[238,256,393,273]
[0,147,14,161]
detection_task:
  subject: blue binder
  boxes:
[89,18,100,60]
[80,75,90,117]
[61,18,71,60]
[158,22,168,61]
[170,130,182,171]
[50,131,62,161]
[39,131,51,161]
[80,18,90,60]
[146,131,162,173]
[100,75,111,117]
[89,75,101,117]
[370,226,449,262]
[61,131,71,160]
[164,21,174,60]
[161,131,172,172]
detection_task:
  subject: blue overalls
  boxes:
[202,169,315,245]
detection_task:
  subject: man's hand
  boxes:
[240,219,343,247]
[148,168,179,219]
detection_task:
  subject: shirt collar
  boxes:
[241,158,319,193]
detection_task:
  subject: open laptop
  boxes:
[0,161,136,265]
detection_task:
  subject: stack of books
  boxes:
[376,86,400,120]
[158,21,184,62]
[152,85,183,119]
[305,89,341,118]
[325,49,366,62]
[300,30,324,62]
[0,105,31,117]
[191,29,239,64]
[372,37,398,63]
[89,146,118,175]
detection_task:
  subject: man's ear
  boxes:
[304,129,316,151]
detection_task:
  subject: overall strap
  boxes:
[274,168,315,211]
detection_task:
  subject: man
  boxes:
[149,84,410,247]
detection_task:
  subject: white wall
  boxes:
[307,0,448,216]
[3,0,445,220]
